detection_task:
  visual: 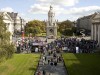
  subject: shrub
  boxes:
[2,44,15,59]
[0,15,15,62]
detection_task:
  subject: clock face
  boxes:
[49,29,53,33]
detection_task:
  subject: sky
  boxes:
[0,0,100,22]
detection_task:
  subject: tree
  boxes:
[25,20,46,36]
[0,16,15,62]
[58,20,73,36]
[26,27,41,36]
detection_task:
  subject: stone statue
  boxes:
[46,5,57,39]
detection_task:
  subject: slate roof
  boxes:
[7,12,18,21]
[78,13,97,20]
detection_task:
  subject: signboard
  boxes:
[32,42,46,46]
[76,47,79,53]
[33,43,39,46]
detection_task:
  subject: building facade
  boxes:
[77,13,96,30]
[0,12,26,42]
[7,12,26,33]
[91,12,100,46]
[46,6,57,39]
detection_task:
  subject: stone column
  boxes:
[54,26,57,38]
[91,24,93,40]
[94,24,97,41]
[93,25,95,40]
[98,25,100,47]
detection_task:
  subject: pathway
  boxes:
[35,51,68,75]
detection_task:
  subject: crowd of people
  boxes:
[47,37,98,53]
[15,37,47,53]
[15,36,98,75]
[37,44,63,75]
[15,36,98,54]
[35,37,98,54]
[37,37,99,73]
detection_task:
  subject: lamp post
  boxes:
[14,22,16,36]
[22,31,24,42]
[20,18,23,33]
[20,18,24,42]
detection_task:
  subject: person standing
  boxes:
[37,70,41,75]
[42,70,46,75]
[48,59,50,64]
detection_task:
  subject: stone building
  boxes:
[46,6,57,39]
[7,12,26,32]
[77,13,96,30]
[0,12,26,42]
[72,21,77,27]
[91,12,100,46]
[0,12,14,35]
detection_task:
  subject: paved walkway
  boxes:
[35,51,68,75]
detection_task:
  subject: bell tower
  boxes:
[46,5,57,39]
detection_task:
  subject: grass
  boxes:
[62,53,100,75]
[0,53,40,75]
[36,33,46,37]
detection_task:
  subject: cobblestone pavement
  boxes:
[35,52,68,75]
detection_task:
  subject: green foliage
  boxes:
[57,32,62,36]
[25,20,46,36]
[36,33,46,37]
[0,48,6,62]
[2,44,15,59]
[0,16,15,62]
[58,20,74,36]
[63,29,73,36]
[0,54,40,75]
[58,20,73,32]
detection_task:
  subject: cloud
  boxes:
[29,4,100,15]
[18,13,30,22]
[29,3,65,15]
[29,0,100,16]
[0,7,14,12]
[28,0,80,21]
[28,0,100,21]
[19,13,25,17]
[62,6,100,20]
[36,0,79,6]
[29,3,49,14]
[0,7,31,22]
[52,0,79,6]
[64,6,100,16]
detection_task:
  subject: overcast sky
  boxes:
[0,0,100,22]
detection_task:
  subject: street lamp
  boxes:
[20,18,23,33]
[14,22,16,36]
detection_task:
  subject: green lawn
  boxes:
[36,33,46,37]
[62,53,100,75]
[0,53,40,75]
